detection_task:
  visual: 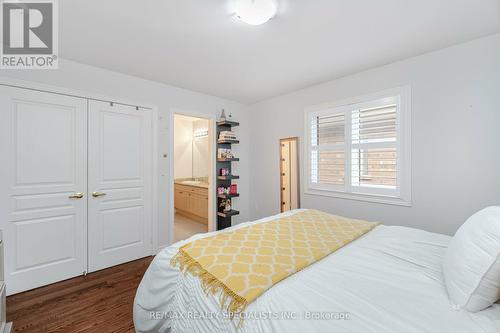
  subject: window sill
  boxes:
[304,188,412,207]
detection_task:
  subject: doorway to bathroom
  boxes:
[173,114,214,242]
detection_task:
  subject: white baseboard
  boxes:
[2,322,11,333]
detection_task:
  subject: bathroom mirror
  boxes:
[192,119,209,179]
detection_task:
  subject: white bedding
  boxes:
[134,210,500,333]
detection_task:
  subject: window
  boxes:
[305,87,411,206]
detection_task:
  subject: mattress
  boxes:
[133,210,500,333]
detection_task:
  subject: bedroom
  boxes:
[0,0,499,332]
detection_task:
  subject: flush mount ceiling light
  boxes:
[234,0,278,26]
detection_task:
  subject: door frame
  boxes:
[169,109,217,245]
[0,77,160,255]
[280,137,300,212]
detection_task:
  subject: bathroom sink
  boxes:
[181,180,202,185]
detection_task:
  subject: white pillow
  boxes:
[443,206,500,312]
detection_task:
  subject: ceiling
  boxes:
[60,1,500,104]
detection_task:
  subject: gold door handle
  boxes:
[69,192,84,199]
[92,191,107,198]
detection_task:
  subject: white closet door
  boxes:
[0,86,88,295]
[88,101,152,272]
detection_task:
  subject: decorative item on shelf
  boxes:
[218,130,237,141]
[230,184,238,195]
[217,186,226,195]
[217,186,231,195]
[219,109,226,121]
[220,168,230,176]
[219,199,232,212]
[217,148,235,159]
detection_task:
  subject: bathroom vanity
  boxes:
[174,180,209,224]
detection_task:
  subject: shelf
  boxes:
[217,175,239,180]
[217,193,240,199]
[217,157,240,162]
[217,120,240,127]
[217,210,240,218]
[217,139,239,144]
[216,117,240,231]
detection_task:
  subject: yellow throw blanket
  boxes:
[171,209,378,316]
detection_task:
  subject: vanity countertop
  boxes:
[174,179,209,189]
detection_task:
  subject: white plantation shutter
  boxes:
[310,112,346,188]
[306,89,411,205]
[351,105,398,193]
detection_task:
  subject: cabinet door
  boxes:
[189,193,208,220]
[0,86,88,295]
[175,190,190,212]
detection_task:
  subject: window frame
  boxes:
[304,86,412,207]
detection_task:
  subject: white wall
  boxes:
[0,59,250,249]
[192,119,210,178]
[173,116,194,179]
[248,33,500,236]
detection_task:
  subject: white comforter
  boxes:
[134,210,500,333]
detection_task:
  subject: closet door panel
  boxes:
[87,101,152,272]
[0,86,88,295]
[280,140,291,212]
[289,139,299,210]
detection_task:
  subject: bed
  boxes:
[133,209,500,333]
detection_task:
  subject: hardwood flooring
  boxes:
[7,257,153,333]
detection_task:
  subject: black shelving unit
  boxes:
[218,139,240,144]
[217,120,240,127]
[217,158,240,162]
[216,119,240,230]
[217,210,240,218]
[217,193,240,199]
[217,175,240,180]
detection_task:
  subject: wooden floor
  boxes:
[7,257,153,333]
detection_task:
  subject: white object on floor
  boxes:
[443,206,500,312]
[134,210,500,333]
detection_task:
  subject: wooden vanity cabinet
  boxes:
[174,184,208,224]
